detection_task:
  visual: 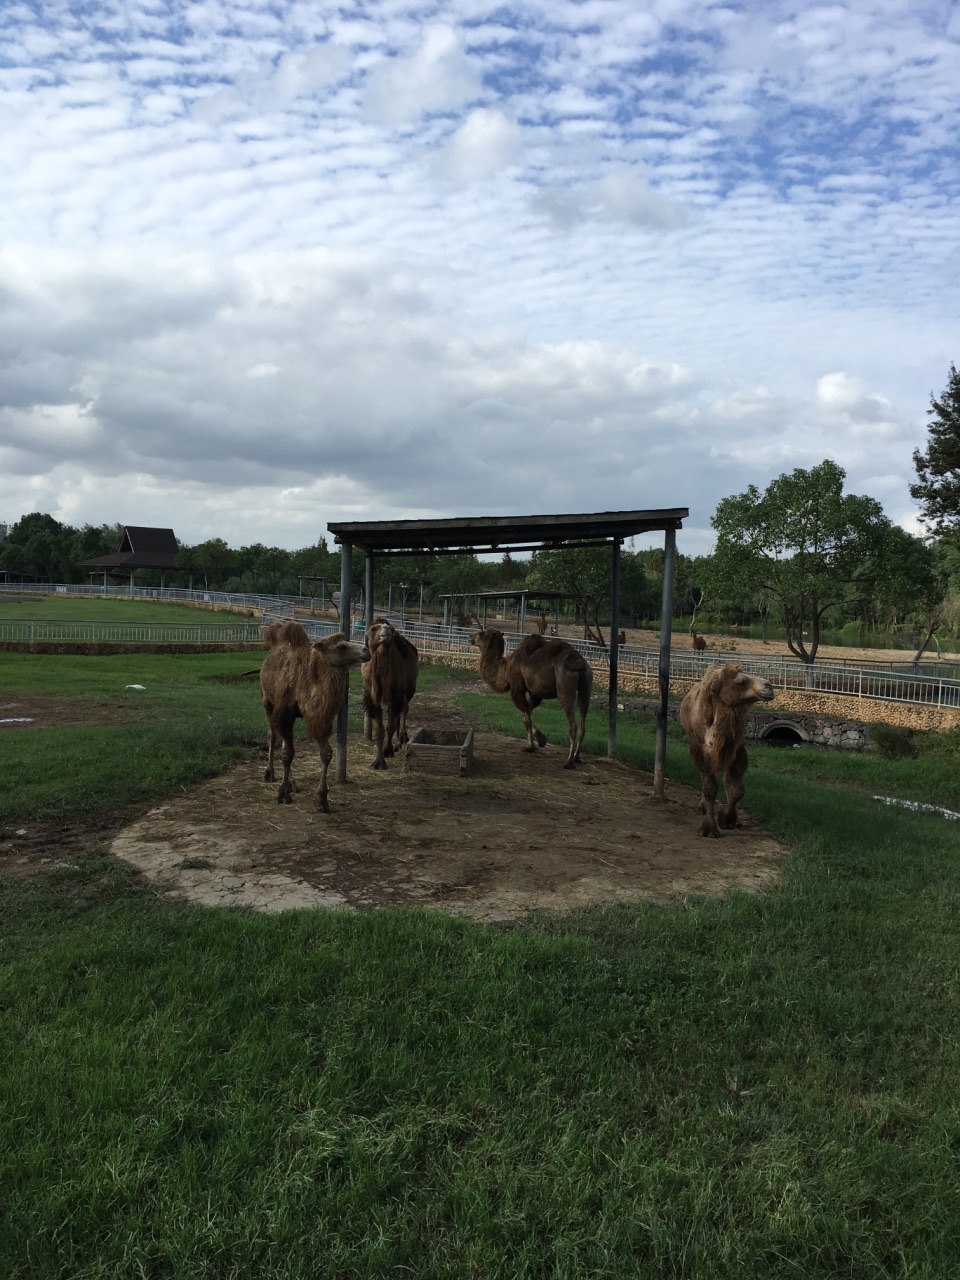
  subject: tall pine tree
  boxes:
[911,363,960,539]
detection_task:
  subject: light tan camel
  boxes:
[362,618,419,769]
[679,662,775,837]
[472,627,592,768]
[260,620,369,812]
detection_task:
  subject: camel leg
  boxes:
[264,723,278,782]
[698,771,722,837]
[558,694,579,769]
[397,698,411,748]
[314,737,333,812]
[717,748,748,830]
[527,694,547,750]
[276,724,296,804]
[371,708,387,769]
[383,697,404,758]
[510,689,541,752]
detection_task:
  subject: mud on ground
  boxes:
[105,686,785,924]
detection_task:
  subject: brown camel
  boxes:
[260,620,369,812]
[535,614,548,635]
[692,631,707,651]
[472,627,592,768]
[679,662,775,837]
[362,618,419,769]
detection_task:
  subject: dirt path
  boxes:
[110,683,786,923]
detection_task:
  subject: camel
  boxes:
[259,620,369,812]
[535,614,548,635]
[472,627,592,768]
[362,618,419,769]
[679,662,775,837]
[692,631,707,651]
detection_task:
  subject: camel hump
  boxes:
[264,620,310,649]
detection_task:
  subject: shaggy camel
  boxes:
[260,620,369,812]
[679,662,775,837]
[362,618,419,769]
[692,631,707,651]
[472,627,592,768]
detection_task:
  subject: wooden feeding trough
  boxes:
[405,728,475,776]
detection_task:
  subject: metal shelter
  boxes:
[438,589,566,633]
[327,507,688,799]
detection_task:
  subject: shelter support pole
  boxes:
[363,554,375,740]
[608,538,622,757]
[653,527,677,801]
[336,540,353,784]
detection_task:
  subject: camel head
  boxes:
[703,662,775,708]
[471,627,506,657]
[312,632,370,667]
[366,618,397,652]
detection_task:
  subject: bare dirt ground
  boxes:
[101,683,785,924]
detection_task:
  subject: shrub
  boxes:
[871,723,918,760]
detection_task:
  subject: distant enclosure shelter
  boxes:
[79,526,179,589]
[438,589,566,633]
[327,508,688,800]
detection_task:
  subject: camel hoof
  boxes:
[263,768,274,782]
[534,730,548,748]
[371,759,387,770]
[698,823,721,838]
[277,790,293,805]
[522,746,538,754]
[316,798,330,814]
[384,745,395,758]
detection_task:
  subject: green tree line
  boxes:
[3,365,958,655]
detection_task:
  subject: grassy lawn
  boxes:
[2,654,960,1278]
[0,593,258,626]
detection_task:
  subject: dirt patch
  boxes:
[0,692,142,730]
[111,686,786,923]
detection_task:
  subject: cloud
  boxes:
[0,1,955,556]
[438,107,523,181]
[362,24,483,124]
[814,371,901,438]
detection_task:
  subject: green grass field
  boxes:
[2,639,960,1279]
[0,592,258,626]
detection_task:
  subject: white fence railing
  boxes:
[0,620,262,644]
[299,617,960,713]
[3,582,959,711]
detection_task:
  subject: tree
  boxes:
[1,513,76,582]
[528,546,612,643]
[707,460,906,664]
[911,363,960,540]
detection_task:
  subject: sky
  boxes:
[1,0,958,557]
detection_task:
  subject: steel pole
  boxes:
[653,527,677,801]
[337,540,352,783]
[608,538,621,757]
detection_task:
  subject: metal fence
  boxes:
[4,582,959,711]
[0,619,262,643]
[297,617,960,712]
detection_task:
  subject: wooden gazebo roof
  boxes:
[79,526,179,572]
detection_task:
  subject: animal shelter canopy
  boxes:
[328,507,689,800]
[327,508,687,556]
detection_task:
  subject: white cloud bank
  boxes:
[0,0,957,552]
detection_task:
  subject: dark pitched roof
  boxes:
[79,526,179,571]
[327,508,688,556]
